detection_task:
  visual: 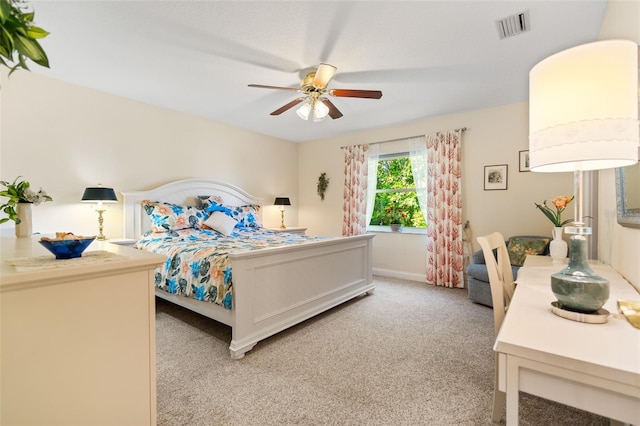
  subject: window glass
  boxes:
[369,154,426,228]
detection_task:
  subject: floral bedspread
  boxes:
[135,227,330,309]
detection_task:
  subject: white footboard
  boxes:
[228,234,374,359]
[123,179,375,359]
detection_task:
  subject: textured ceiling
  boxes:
[30,1,608,142]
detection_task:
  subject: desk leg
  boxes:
[505,356,520,426]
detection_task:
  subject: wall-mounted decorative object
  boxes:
[519,150,530,172]
[484,164,508,190]
[317,172,329,201]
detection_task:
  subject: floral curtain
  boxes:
[342,144,369,236]
[426,129,465,288]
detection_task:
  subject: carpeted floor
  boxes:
[155,276,608,425]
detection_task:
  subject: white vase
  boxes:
[15,202,33,238]
[549,227,567,263]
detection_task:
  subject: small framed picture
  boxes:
[484,164,508,190]
[519,150,530,172]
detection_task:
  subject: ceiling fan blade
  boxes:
[312,63,337,89]
[270,97,306,115]
[249,84,301,93]
[329,89,383,99]
[320,98,343,119]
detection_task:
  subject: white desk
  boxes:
[494,255,640,425]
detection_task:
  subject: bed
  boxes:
[122,178,374,359]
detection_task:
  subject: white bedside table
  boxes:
[267,227,307,235]
[106,237,138,247]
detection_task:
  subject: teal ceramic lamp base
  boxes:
[551,233,609,314]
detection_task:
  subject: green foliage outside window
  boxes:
[369,157,426,228]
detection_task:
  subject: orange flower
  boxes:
[551,195,573,211]
[535,195,575,227]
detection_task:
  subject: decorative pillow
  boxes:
[198,195,224,210]
[199,196,262,228]
[141,200,205,233]
[199,195,232,216]
[231,204,262,228]
[507,237,551,266]
[204,211,238,236]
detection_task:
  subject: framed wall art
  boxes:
[484,164,508,190]
[519,150,530,172]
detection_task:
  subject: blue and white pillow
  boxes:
[141,200,205,233]
[199,195,262,228]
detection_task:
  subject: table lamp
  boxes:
[274,197,291,229]
[529,40,639,314]
[82,185,118,240]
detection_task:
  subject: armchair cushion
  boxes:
[506,236,551,266]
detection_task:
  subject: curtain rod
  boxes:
[340,127,467,149]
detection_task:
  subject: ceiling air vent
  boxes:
[496,10,530,40]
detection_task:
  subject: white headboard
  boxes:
[122,178,263,239]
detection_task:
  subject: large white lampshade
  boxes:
[529,40,639,173]
[528,39,639,315]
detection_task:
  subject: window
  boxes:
[369,153,426,229]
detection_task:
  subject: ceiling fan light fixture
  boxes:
[312,99,330,122]
[312,63,337,89]
[249,63,381,120]
[296,102,312,120]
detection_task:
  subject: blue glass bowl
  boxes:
[39,237,96,259]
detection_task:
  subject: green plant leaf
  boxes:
[14,33,48,67]
[0,0,11,24]
[1,25,15,50]
[26,25,48,39]
[0,1,50,74]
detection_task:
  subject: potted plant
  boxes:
[384,200,406,232]
[534,195,574,261]
[0,0,50,75]
[0,176,52,237]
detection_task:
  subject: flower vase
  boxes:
[549,227,567,263]
[15,202,33,238]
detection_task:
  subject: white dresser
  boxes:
[0,237,165,425]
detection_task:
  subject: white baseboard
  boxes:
[373,268,425,283]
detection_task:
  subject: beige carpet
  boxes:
[155,276,608,425]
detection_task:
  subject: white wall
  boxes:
[596,0,640,287]
[298,0,639,285]
[299,102,573,281]
[0,70,299,238]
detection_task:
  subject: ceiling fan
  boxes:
[248,63,383,121]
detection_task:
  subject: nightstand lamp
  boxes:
[274,197,291,229]
[82,185,118,240]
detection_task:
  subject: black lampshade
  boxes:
[82,187,118,202]
[273,197,291,206]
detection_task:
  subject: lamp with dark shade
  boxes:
[274,197,291,229]
[529,40,638,315]
[82,186,118,240]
